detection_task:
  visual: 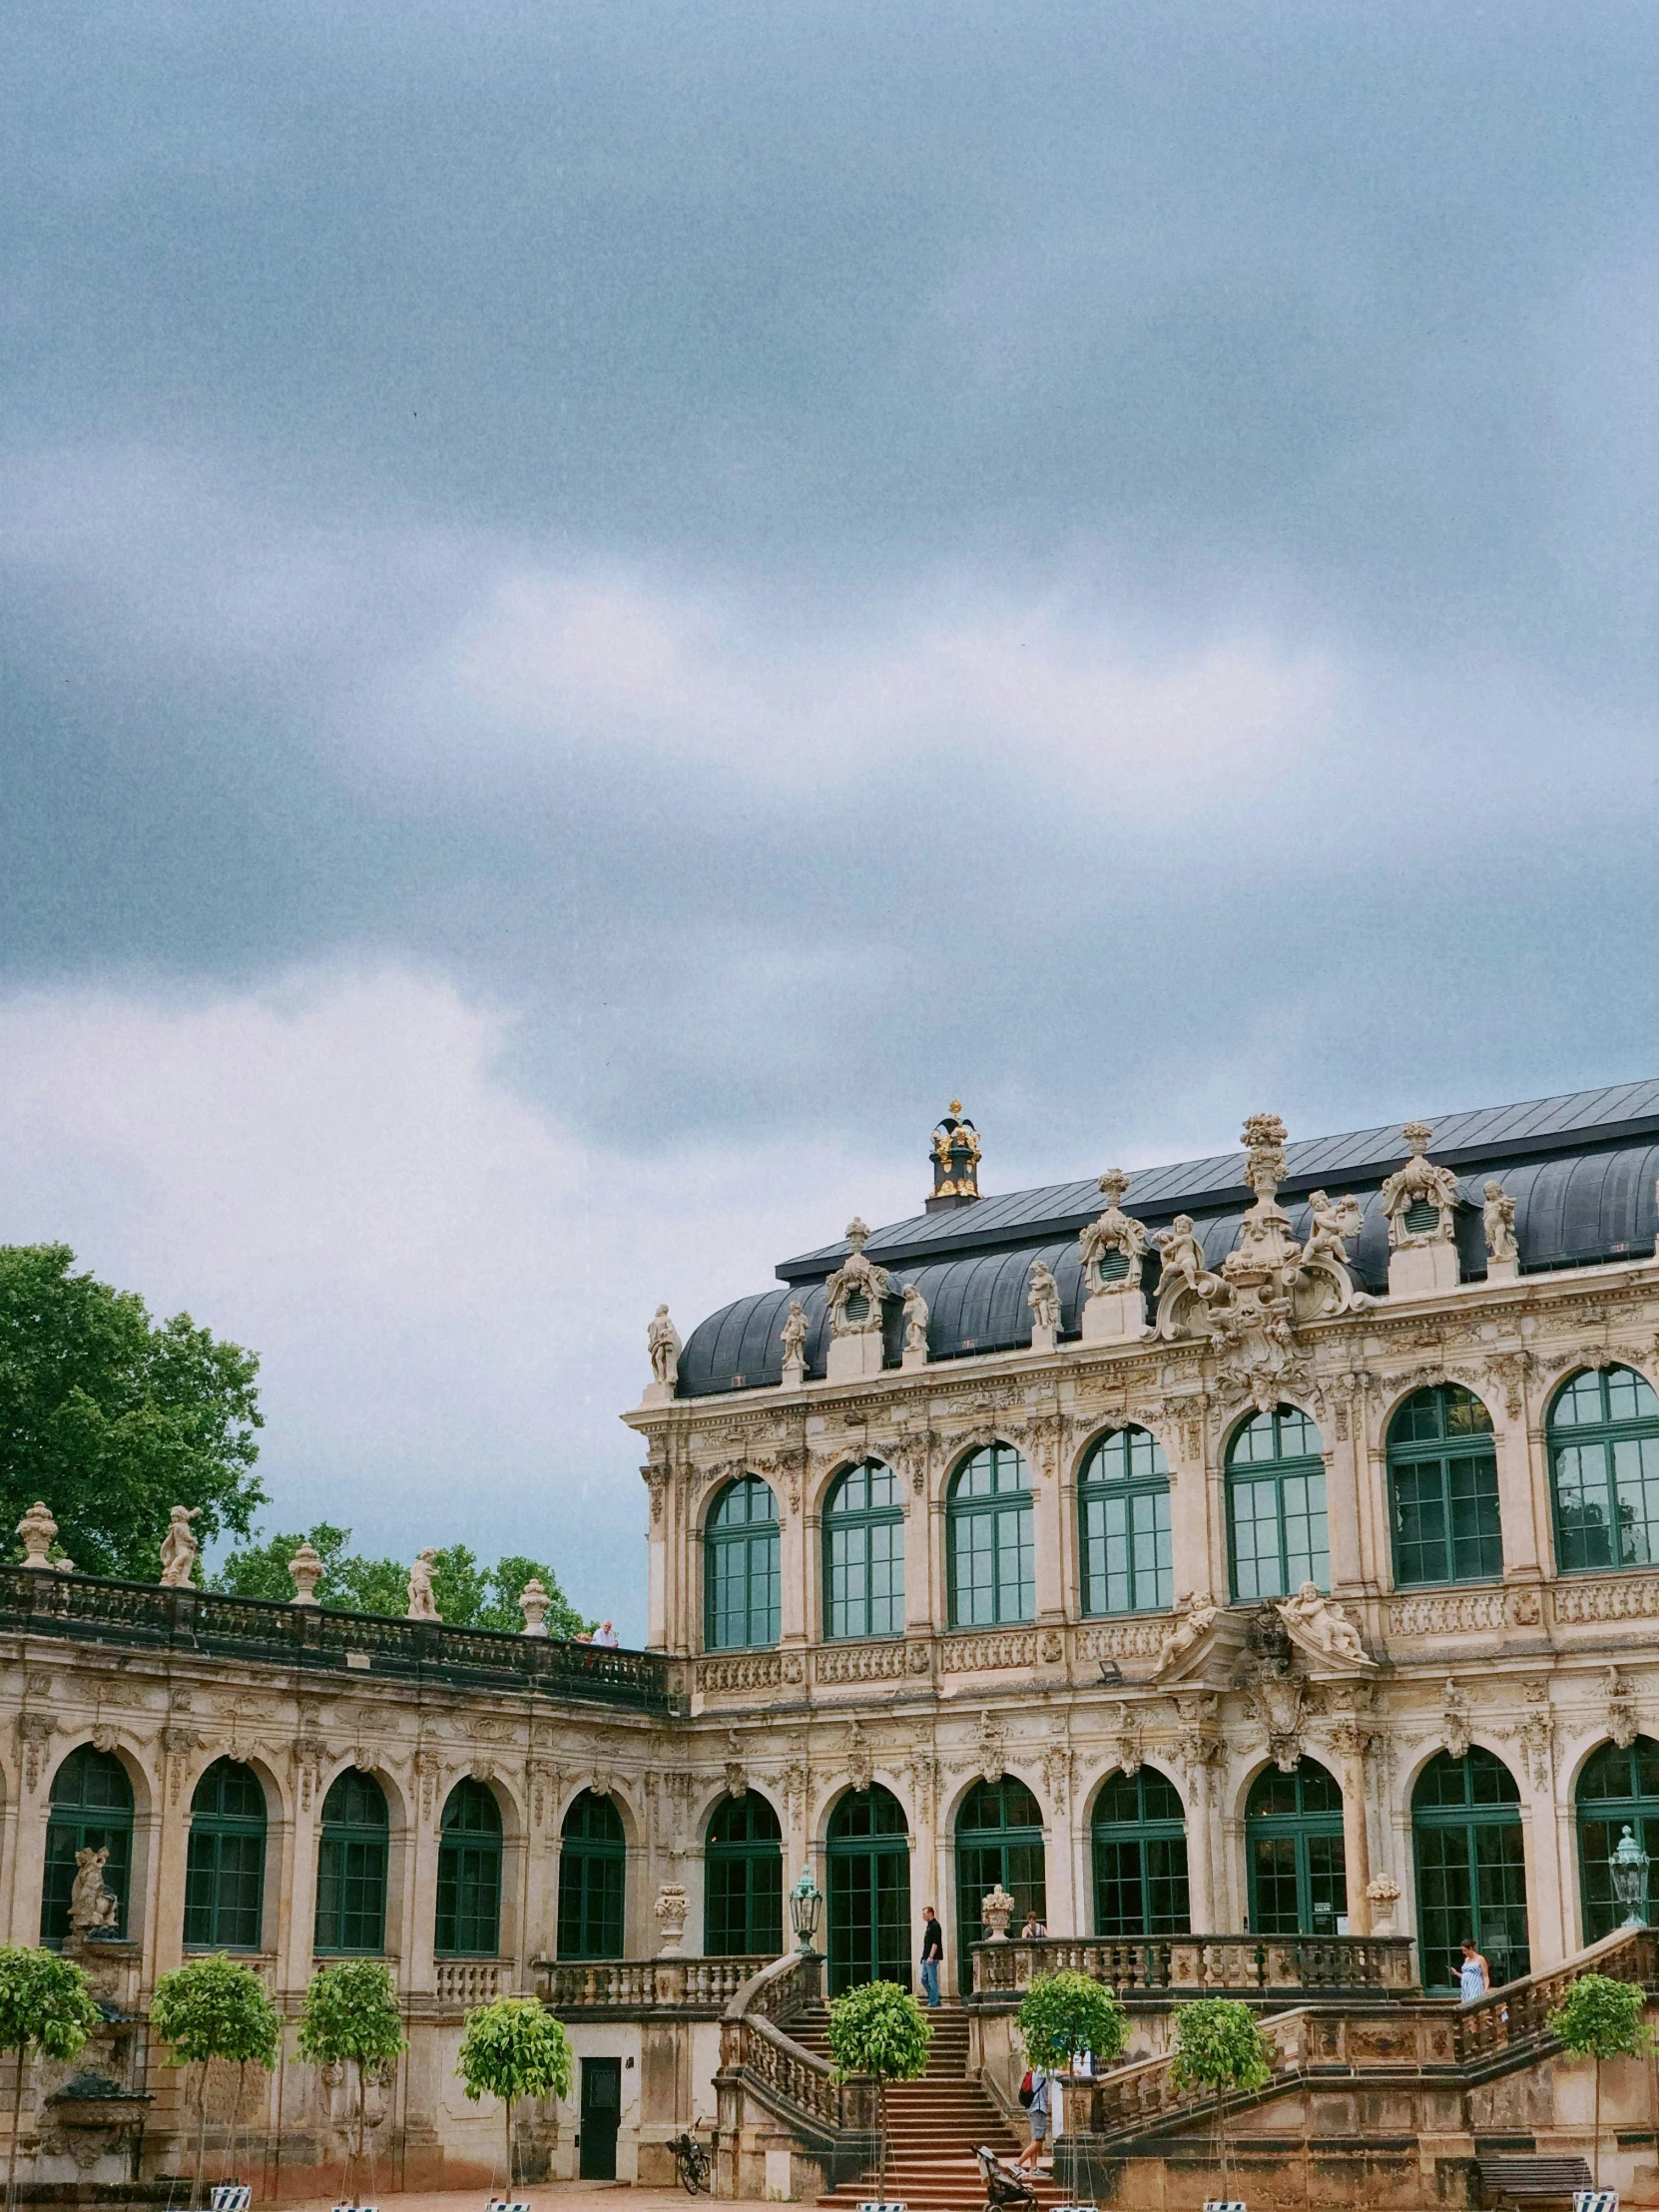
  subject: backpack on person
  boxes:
[1018,2070,1035,2108]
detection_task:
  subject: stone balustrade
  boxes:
[538,1954,763,2013]
[968,1932,1418,1998]
[435,1957,506,2007]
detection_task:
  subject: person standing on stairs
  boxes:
[919,1904,944,2007]
[1015,2067,1050,2169]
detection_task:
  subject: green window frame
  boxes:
[1388,1384,1503,1588]
[436,1778,503,1957]
[827,1785,911,1994]
[704,1793,783,1957]
[1412,1748,1529,1992]
[1245,1758,1347,1936]
[1577,1736,1659,1945]
[1549,1366,1659,1574]
[314,1768,389,1955]
[1227,1404,1329,1602]
[824,1459,904,1640]
[1092,1766,1190,1936]
[955,1776,1045,1991]
[1079,1425,1173,1616]
[185,1758,267,1952]
[705,1476,782,1651]
[947,1443,1033,1627]
[557,1789,626,1959]
[42,1746,134,1947]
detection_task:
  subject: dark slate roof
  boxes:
[676,1080,1659,1398]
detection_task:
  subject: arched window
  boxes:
[947,1443,1033,1628]
[1246,1758,1346,1936]
[827,1786,911,1993]
[314,1769,388,1954]
[436,1779,503,1958]
[1412,1748,1528,1992]
[824,1460,904,1640]
[1079,1426,1173,1616]
[1092,1767,1189,1936]
[705,1794,783,1957]
[1388,1386,1502,1588]
[705,1477,781,1651]
[42,1746,133,1945]
[954,1776,1045,1990]
[557,1791,626,1960]
[186,1759,267,1951]
[1227,1405,1328,1601]
[1577,1737,1659,1944]
[1549,1366,1659,1573]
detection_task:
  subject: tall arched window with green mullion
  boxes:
[947,1442,1033,1627]
[1387,1384,1502,1587]
[314,1768,389,1955]
[185,1758,268,1951]
[824,1458,904,1640]
[704,1475,781,1651]
[704,1793,783,1957]
[1092,1766,1190,1936]
[1549,1365,1659,1573]
[1227,1404,1328,1602]
[42,1746,134,1946]
[435,1778,503,1957]
[557,1789,626,1959]
[1078,1425,1173,1616]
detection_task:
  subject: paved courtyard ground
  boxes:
[281,2190,777,2212]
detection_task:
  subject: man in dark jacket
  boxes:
[919,1906,944,2006]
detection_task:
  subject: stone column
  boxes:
[1324,1422,1369,1596]
[1031,1425,1067,1639]
[778,1457,809,1656]
[150,1728,202,1977]
[1166,1421,1214,1605]
[1491,1368,1545,1580]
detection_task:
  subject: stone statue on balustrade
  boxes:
[1026,1261,1062,1352]
[645,1305,683,1402]
[159,1505,201,1588]
[1277,1581,1373,1671]
[1483,1180,1518,1278]
[900,1282,929,1369]
[406,1547,441,1621]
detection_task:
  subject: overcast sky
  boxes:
[4,2,1658,1638]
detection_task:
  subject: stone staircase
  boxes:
[787,2006,1067,2212]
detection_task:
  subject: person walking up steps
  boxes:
[1015,2066,1050,2169]
[919,1904,943,2007]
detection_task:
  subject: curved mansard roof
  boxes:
[677,1079,1659,1399]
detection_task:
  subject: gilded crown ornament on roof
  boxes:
[928,1100,981,1208]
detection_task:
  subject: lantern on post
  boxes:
[1610,1824,1651,1929]
[790,1866,822,1954]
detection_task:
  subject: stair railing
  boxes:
[1452,1925,1659,2065]
[1079,2008,1311,2144]
[716,1952,879,2187]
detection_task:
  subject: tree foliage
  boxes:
[1169,1997,1275,2097]
[456,1997,573,2107]
[0,1945,102,2212]
[214,1524,591,1635]
[151,1954,280,2071]
[1017,1970,1129,2073]
[0,1245,264,1581]
[826,1980,932,2084]
[296,1960,407,2073]
[1549,1972,1652,2062]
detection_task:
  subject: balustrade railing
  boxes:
[1453,1926,1659,2064]
[436,1958,506,2006]
[1084,2007,1309,2142]
[0,1563,673,1713]
[969,1933,1416,1997]
[718,1951,878,2150]
[538,1955,763,2012]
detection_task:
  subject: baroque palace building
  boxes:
[14,1080,1659,2203]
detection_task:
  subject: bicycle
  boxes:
[672,2129,714,2195]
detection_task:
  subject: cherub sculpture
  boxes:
[1027,1260,1062,1335]
[159,1504,201,1588]
[780,1299,809,1368]
[69,1846,118,1935]
[406,1547,441,1621]
[1278,1580,1371,1668]
[901,1282,929,1358]
[1483,1180,1518,1264]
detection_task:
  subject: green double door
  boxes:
[828,1786,911,1992]
[955,1777,1046,1990]
[1246,1758,1347,1936]
[1412,1749,1529,1991]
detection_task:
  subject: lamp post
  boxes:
[1610,1825,1650,1930]
[790,1866,822,1954]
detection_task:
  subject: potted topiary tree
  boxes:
[1169,1996,1275,2208]
[150,1953,280,2210]
[0,1946,102,2212]
[825,1980,932,2206]
[455,1994,573,2195]
[296,1959,407,2207]
[1016,1968,1128,2166]
[1548,1971,1653,2189]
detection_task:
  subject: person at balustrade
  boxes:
[1459,1938,1490,1999]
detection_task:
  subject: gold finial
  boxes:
[949,1098,962,1115]
[928,1101,981,1210]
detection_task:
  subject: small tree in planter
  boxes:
[826,1981,932,2204]
[1549,1971,1653,2188]
[1169,1996,1275,2205]
[150,1954,280,2210]
[1017,1968,1130,2076]
[296,1960,407,2205]
[0,1946,102,2212]
[456,1996,573,2193]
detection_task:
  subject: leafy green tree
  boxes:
[1017,1970,1129,2075]
[215,1524,590,1634]
[1169,1996,1275,2201]
[455,1995,573,2189]
[150,1954,280,2208]
[0,1945,102,2212]
[296,1959,407,2197]
[1549,1971,1653,2185]
[826,1980,932,2201]
[0,1245,264,1580]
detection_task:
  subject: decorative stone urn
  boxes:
[980,1884,1017,1940]
[287,1540,323,1604]
[1365,1872,1401,1937]
[17,1501,58,1568]
[519,1579,550,1636]
[654,1882,690,1956]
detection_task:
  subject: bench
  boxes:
[1476,2156,1595,2212]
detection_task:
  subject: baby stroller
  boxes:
[975,2145,1038,2212]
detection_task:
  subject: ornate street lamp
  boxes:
[1610,1826,1651,1929]
[790,1866,822,1954]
